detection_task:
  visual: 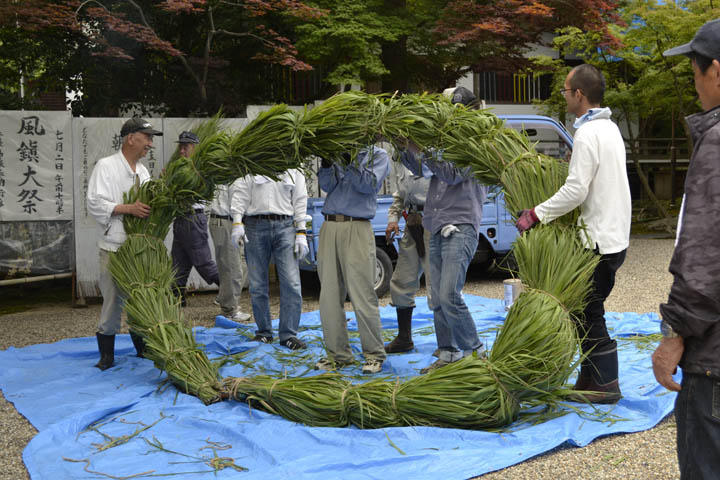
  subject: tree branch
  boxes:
[215,28,274,47]
[75,0,108,18]
[202,4,216,94]
[125,0,205,101]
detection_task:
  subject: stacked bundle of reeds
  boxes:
[108,91,593,426]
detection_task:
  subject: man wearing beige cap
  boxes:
[653,18,720,479]
[86,118,162,370]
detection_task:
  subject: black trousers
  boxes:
[577,248,627,355]
[676,373,720,479]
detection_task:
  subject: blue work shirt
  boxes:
[400,150,487,235]
[318,146,390,219]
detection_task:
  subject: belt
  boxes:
[246,214,292,221]
[209,214,231,221]
[193,208,205,214]
[324,214,369,222]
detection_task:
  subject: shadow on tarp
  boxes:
[0,295,677,480]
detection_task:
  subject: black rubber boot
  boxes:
[569,342,621,404]
[94,333,115,371]
[385,307,414,353]
[129,331,145,358]
[572,359,592,391]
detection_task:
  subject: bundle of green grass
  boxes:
[110,91,593,426]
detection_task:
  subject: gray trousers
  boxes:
[390,227,433,309]
[317,220,386,363]
[209,217,245,316]
[97,248,126,335]
[171,212,219,287]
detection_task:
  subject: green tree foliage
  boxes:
[533,0,717,136]
[294,0,403,90]
[0,1,85,110]
[531,0,720,222]
[294,0,622,94]
[0,0,324,115]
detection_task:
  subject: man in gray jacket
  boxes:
[653,19,720,480]
[398,86,488,373]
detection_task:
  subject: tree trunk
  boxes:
[380,0,408,93]
[621,110,673,233]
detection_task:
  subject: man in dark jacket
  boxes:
[653,18,720,480]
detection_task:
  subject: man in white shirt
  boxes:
[516,64,631,403]
[233,170,309,350]
[209,181,251,323]
[86,117,162,370]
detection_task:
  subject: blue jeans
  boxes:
[429,224,481,359]
[676,373,720,479]
[244,217,302,341]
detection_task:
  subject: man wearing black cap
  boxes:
[653,18,720,479]
[397,86,489,373]
[170,131,220,306]
[86,117,162,370]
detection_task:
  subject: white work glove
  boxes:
[231,223,248,247]
[441,224,460,238]
[294,233,309,259]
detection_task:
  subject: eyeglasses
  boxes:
[559,88,577,94]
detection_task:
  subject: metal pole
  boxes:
[670,107,677,207]
[0,272,73,287]
[16,16,24,108]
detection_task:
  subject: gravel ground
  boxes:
[0,237,678,479]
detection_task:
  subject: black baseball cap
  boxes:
[120,118,163,137]
[443,86,478,107]
[175,131,200,144]
[663,18,720,59]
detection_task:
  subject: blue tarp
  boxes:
[0,295,677,480]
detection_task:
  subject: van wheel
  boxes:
[374,247,393,298]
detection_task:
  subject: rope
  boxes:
[523,287,571,315]
[484,359,519,408]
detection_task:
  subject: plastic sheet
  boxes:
[0,220,73,278]
[0,295,677,480]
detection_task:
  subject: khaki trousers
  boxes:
[389,228,433,309]
[317,220,386,363]
[97,248,126,335]
[209,217,245,316]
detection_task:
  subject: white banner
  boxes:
[0,111,73,220]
